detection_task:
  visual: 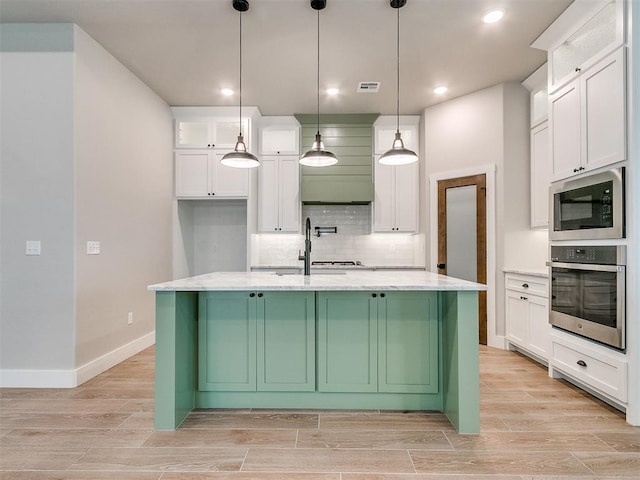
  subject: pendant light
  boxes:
[300,0,338,167]
[379,0,418,166]
[221,0,259,169]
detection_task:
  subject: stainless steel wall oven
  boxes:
[548,245,626,350]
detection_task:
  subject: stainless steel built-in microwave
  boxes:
[550,168,625,241]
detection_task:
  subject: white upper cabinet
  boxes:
[523,63,549,127]
[257,117,301,233]
[374,157,419,233]
[523,63,552,228]
[175,151,249,198]
[373,115,419,155]
[531,122,551,228]
[260,117,300,155]
[549,47,626,181]
[548,0,625,93]
[582,47,626,170]
[258,155,300,233]
[372,116,420,233]
[175,117,249,149]
[374,124,418,154]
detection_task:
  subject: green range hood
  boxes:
[295,114,378,204]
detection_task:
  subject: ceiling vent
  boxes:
[357,81,381,93]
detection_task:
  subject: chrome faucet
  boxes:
[298,217,312,275]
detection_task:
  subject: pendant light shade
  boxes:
[379,0,418,166]
[300,1,338,168]
[221,0,259,169]
[300,133,338,167]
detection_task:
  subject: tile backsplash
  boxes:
[251,232,425,267]
[301,205,371,236]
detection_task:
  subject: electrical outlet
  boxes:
[87,241,100,255]
[26,240,41,255]
[127,312,133,325]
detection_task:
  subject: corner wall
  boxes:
[0,23,173,386]
[73,26,173,368]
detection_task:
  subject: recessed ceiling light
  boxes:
[434,86,448,95]
[221,88,234,96]
[326,88,339,96]
[483,9,505,24]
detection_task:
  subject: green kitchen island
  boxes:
[148,270,487,433]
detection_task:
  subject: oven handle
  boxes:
[546,261,624,273]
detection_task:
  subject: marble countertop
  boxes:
[148,270,486,292]
[503,268,549,278]
[250,265,426,271]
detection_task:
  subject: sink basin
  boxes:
[273,272,346,276]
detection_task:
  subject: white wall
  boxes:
[73,27,173,367]
[0,24,173,386]
[423,83,546,344]
[1,49,76,371]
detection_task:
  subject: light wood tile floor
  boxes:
[2,346,639,479]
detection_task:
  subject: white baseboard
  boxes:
[487,334,507,350]
[0,331,155,388]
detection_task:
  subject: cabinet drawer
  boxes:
[505,274,548,297]
[551,336,627,402]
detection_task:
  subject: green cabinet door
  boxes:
[199,291,257,391]
[378,292,439,394]
[317,292,378,392]
[257,292,315,391]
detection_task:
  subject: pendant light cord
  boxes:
[396,5,400,134]
[239,11,243,136]
[316,9,320,137]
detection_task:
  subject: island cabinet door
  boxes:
[377,292,439,394]
[257,292,315,391]
[198,292,257,391]
[317,292,378,392]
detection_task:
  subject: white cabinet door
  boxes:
[531,122,551,228]
[261,128,300,155]
[212,153,249,197]
[527,294,550,359]
[258,156,280,232]
[550,80,581,181]
[175,117,249,149]
[278,157,300,233]
[394,161,419,232]
[176,152,248,198]
[175,118,213,149]
[257,155,300,233]
[374,125,418,154]
[582,48,626,171]
[506,290,527,348]
[175,151,210,197]
[213,118,247,149]
[374,161,395,232]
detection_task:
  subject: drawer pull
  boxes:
[522,283,529,288]
[577,360,587,367]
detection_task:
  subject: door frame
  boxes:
[429,164,500,348]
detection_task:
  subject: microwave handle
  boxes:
[547,261,624,273]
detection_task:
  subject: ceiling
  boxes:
[0,0,572,116]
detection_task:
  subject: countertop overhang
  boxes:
[148,270,487,292]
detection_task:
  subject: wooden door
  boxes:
[437,174,488,345]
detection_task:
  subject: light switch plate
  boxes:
[26,240,41,255]
[87,241,100,255]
